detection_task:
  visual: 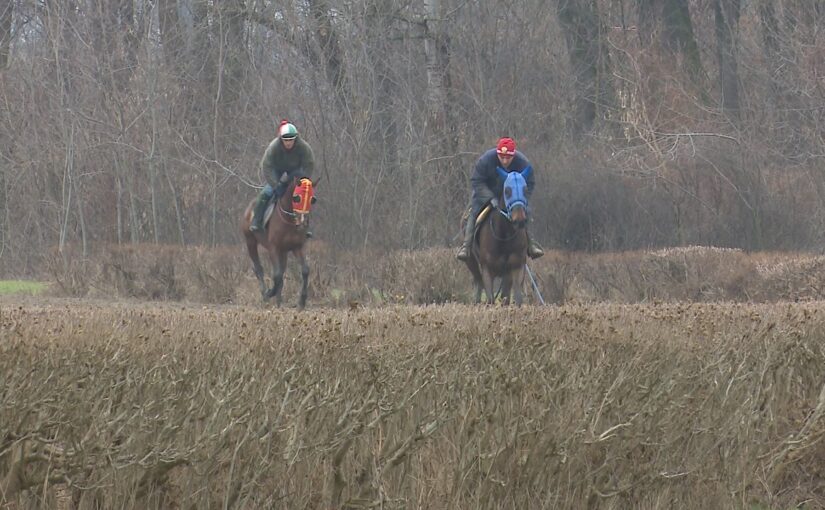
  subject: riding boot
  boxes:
[250,194,269,232]
[526,230,544,259]
[456,214,476,261]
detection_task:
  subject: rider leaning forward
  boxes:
[250,120,316,234]
[456,136,544,261]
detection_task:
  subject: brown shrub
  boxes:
[40,243,825,306]
[4,301,825,508]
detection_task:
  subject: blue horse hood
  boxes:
[497,166,531,211]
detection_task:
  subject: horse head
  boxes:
[279,177,316,228]
[496,166,531,228]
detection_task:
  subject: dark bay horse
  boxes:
[241,178,316,309]
[463,168,530,305]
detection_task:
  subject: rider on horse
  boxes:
[456,137,544,261]
[250,120,316,234]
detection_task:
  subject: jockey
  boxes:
[456,136,544,261]
[250,120,316,233]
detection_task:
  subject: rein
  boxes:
[489,208,521,242]
[276,200,299,225]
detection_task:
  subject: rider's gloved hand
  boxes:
[278,173,291,184]
[490,198,500,210]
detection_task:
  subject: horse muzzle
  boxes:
[509,204,527,227]
[294,212,309,227]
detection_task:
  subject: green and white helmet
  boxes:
[279,120,298,140]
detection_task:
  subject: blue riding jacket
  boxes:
[470,148,535,216]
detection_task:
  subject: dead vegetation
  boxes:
[2,299,825,508]
[41,243,825,306]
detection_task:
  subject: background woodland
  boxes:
[1,0,824,276]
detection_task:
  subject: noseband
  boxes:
[277,201,309,227]
[489,204,526,241]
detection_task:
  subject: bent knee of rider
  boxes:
[261,184,275,200]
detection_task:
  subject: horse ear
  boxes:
[520,165,533,179]
[311,196,317,204]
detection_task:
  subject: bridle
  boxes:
[276,189,310,228]
[489,204,526,242]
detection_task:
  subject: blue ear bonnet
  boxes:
[497,167,530,212]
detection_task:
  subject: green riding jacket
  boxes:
[260,136,316,187]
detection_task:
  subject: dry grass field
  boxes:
[2,293,825,509]
[4,245,825,508]
[34,243,825,306]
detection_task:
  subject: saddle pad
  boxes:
[475,204,492,227]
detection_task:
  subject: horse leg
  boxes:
[245,235,268,298]
[295,248,310,310]
[481,268,496,305]
[266,250,287,306]
[512,266,525,306]
[500,274,513,306]
[466,259,484,304]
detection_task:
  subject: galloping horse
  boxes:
[241,177,316,309]
[463,168,531,305]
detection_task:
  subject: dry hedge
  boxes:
[41,243,825,306]
[2,300,825,508]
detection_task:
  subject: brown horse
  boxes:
[241,178,316,309]
[463,170,530,305]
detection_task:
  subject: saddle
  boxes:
[475,204,493,228]
[460,203,494,244]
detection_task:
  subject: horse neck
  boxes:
[487,198,528,241]
[277,184,296,213]
[490,208,517,235]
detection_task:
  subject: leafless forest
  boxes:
[1,0,824,276]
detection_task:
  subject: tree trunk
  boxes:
[424,0,447,135]
[0,0,11,70]
[158,0,183,67]
[662,0,704,83]
[148,42,161,244]
[309,0,350,110]
[714,0,741,120]
[557,0,616,136]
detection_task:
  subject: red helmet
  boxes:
[496,137,516,155]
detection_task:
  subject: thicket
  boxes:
[2,301,825,508]
[39,243,825,306]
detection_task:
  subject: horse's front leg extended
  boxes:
[296,249,310,310]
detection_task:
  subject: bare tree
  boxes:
[557,0,616,136]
